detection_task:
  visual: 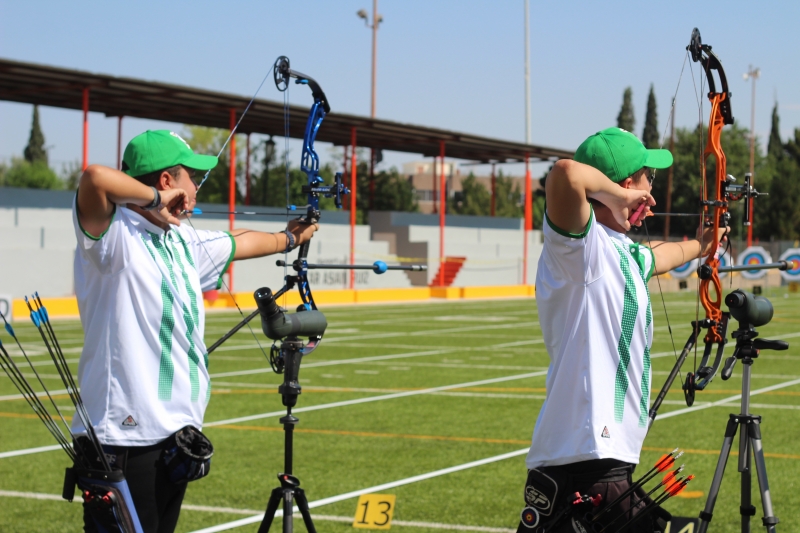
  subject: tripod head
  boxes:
[721,290,788,380]
[255,287,327,408]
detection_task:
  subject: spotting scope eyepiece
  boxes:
[725,289,774,327]
[255,287,327,341]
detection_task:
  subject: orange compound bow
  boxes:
[648,28,767,427]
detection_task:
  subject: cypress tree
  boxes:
[642,84,659,148]
[616,87,635,133]
[24,105,47,164]
[767,103,783,161]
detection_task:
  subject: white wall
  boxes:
[0,205,543,298]
[408,225,541,286]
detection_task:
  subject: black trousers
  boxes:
[80,439,188,533]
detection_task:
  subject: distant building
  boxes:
[402,161,530,215]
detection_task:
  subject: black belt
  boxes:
[546,458,633,485]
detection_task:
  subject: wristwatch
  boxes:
[283,230,296,253]
[142,187,161,211]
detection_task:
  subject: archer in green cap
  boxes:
[73,130,318,533]
[516,127,727,532]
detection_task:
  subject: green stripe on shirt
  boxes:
[142,236,176,400]
[613,241,639,423]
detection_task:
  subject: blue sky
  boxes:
[2,0,798,181]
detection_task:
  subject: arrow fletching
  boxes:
[667,476,692,496]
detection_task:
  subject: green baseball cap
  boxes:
[122,130,218,178]
[574,127,673,183]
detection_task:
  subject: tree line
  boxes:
[4,98,800,240]
[615,84,800,241]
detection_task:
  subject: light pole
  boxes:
[357,1,382,118]
[524,0,531,145]
[743,65,760,247]
[358,2,383,209]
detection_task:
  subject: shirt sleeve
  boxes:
[72,193,126,275]
[175,227,236,292]
[541,207,606,284]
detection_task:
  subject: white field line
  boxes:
[650,370,800,380]
[189,448,530,533]
[655,378,800,420]
[208,335,547,379]
[204,372,547,427]
[190,375,800,533]
[0,491,513,532]
[203,299,535,323]
[0,444,63,459]
[208,348,457,378]
[650,330,800,359]
[0,371,547,458]
[0,388,69,402]
[659,399,800,410]
[4,311,539,359]
[208,321,540,355]
[3,378,800,529]
[213,383,545,401]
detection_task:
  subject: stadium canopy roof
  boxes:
[0,57,573,164]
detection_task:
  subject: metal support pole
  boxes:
[438,141,446,287]
[432,156,438,214]
[116,116,123,170]
[744,65,760,248]
[350,127,358,290]
[82,88,89,171]
[371,0,378,119]
[228,109,237,292]
[369,148,375,211]
[245,133,251,206]
[523,154,531,285]
[491,162,496,217]
[342,144,350,210]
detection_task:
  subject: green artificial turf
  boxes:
[1,286,799,532]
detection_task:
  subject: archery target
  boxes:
[779,248,800,282]
[736,246,772,280]
[670,257,699,279]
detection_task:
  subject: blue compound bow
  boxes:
[204,56,424,359]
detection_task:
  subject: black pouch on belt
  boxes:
[161,426,214,484]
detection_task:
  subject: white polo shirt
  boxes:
[72,202,234,446]
[526,210,655,468]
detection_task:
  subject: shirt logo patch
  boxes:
[121,415,138,427]
[601,426,611,439]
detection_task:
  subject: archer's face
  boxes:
[169,166,199,216]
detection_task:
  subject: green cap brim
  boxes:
[183,153,219,171]
[644,149,673,169]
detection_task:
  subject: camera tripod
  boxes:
[697,321,788,533]
[258,337,316,533]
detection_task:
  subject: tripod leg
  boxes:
[283,489,294,533]
[748,419,779,533]
[698,415,739,533]
[295,488,317,533]
[739,431,756,533]
[258,487,284,533]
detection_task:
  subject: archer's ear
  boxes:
[158,171,175,190]
[619,177,635,189]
